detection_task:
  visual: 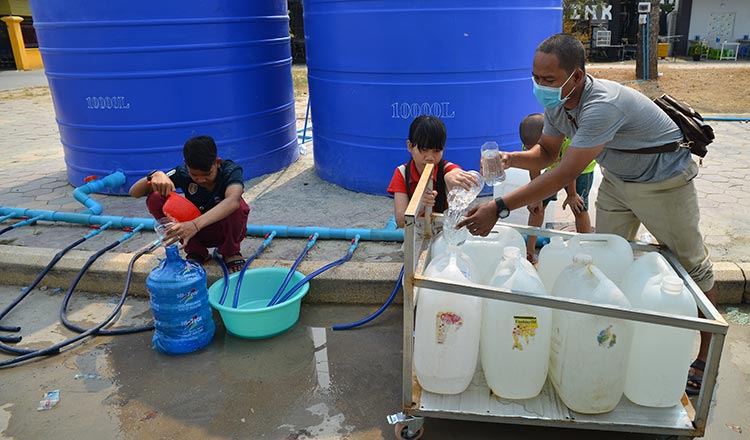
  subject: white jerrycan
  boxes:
[537,236,573,292]
[549,254,633,414]
[414,249,482,395]
[620,252,678,305]
[481,247,550,399]
[567,234,633,287]
[431,225,525,284]
[625,276,698,407]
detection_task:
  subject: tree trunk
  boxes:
[636,0,660,80]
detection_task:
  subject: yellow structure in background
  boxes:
[658,42,669,58]
[1,15,42,70]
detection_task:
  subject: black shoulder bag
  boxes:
[615,94,715,164]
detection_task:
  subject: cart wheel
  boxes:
[394,423,424,440]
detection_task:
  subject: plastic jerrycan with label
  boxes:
[414,248,482,395]
[481,247,550,399]
[549,254,633,414]
[567,234,633,287]
[536,236,573,292]
[625,276,698,407]
[619,252,678,305]
[431,225,525,284]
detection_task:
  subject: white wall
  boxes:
[689,0,750,42]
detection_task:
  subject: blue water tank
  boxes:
[304,0,562,195]
[29,1,298,194]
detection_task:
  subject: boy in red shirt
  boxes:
[387,116,476,227]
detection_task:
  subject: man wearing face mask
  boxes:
[458,33,715,396]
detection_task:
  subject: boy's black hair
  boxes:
[408,115,447,151]
[536,33,586,76]
[183,135,218,171]
[519,113,545,147]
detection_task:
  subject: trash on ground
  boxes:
[140,410,159,421]
[37,390,60,411]
[74,373,101,380]
[725,307,750,325]
[725,423,742,433]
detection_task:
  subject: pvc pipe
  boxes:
[245,224,403,242]
[0,207,156,230]
[72,172,126,215]
[703,116,750,122]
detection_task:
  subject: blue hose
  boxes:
[227,231,277,308]
[332,265,404,331]
[272,235,361,306]
[267,233,319,307]
[213,248,231,307]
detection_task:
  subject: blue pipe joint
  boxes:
[84,221,113,239]
[72,172,126,215]
[349,234,361,254]
[119,223,145,243]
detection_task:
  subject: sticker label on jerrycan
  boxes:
[435,311,463,344]
[597,324,618,348]
[511,315,538,350]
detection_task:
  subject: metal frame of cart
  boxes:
[391,163,728,439]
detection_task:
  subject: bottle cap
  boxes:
[661,275,684,295]
[573,253,593,265]
[550,236,565,247]
[503,246,521,259]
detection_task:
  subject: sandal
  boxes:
[686,359,705,396]
[223,253,245,274]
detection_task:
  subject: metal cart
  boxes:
[388,164,728,439]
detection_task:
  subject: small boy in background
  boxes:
[520,113,596,262]
[387,115,476,228]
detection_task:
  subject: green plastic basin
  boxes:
[208,267,309,339]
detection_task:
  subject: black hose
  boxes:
[60,241,156,335]
[0,237,86,322]
[1,241,158,368]
[0,236,88,355]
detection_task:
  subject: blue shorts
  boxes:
[542,172,594,211]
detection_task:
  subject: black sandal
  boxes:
[686,359,705,396]
[223,253,245,273]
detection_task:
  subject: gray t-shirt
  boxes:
[542,75,690,182]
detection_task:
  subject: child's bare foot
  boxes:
[223,253,245,274]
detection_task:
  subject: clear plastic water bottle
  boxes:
[480,141,506,186]
[447,170,485,211]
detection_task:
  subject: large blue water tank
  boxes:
[304,0,562,195]
[29,1,298,194]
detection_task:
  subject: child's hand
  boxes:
[563,194,585,215]
[421,190,437,207]
[445,169,476,191]
[149,172,176,197]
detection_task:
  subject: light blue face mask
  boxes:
[532,70,576,108]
